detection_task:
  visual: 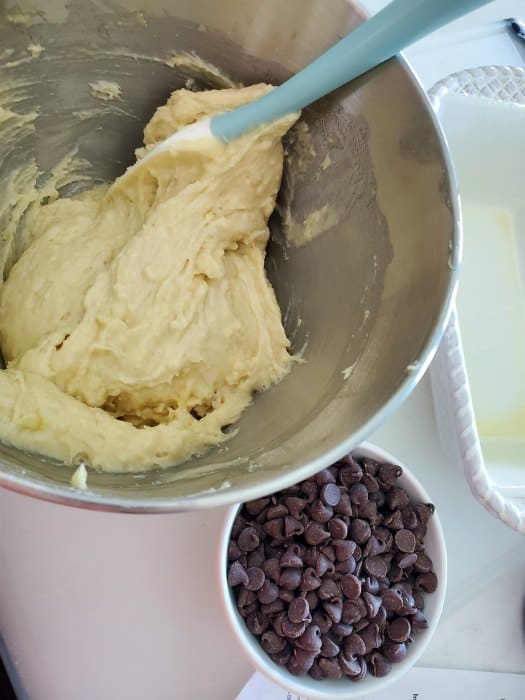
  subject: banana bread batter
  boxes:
[0,84,297,472]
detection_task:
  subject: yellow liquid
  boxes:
[456,205,525,439]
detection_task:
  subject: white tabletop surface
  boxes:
[1,1,525,699]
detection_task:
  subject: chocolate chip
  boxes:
[309,661,326,680]
[323,599,343,623]
[227,560,249,587]
[288,597,310,624]
[320,544,336,562]
[279,568,302,591]
[381,588,404,613]
[349,483,368,506]
[333,538,357,561]
[353,618,369,632]
[342,599,365,625]
[245,567,265,591]
[247,544,266,568]
[383,640,407,662]
[246,611,269,635]
[310,499,333,523]
[397,552,417,569]
[288,647,317,675]
[411,610,428,631]
[320,483,341,507]
[378,463,402,487]
[270,641,292,666]
[316,468,336,486]
[328,517,348,539]
[356,457,374,474]
[339,456,363,486]
[312,609,333,634]
[301,480,318,502]
[301,567,321,591]
[368,651,392,677]
[335,557,356,576]
[416,503,435,524]
[245,498,270,516]
[414,553,434,574]
[281,615,307,639]
[320,635,340,658]
[413,589,424,610]
[262,557,281,583]
[363,534,386,557]
[369,489,386,508]
[318,578,340,601]
[260,598,285,616]
[315,551,335,577]
[334,492,353,516]
[351,655,367,680]
[258,579,279,605]
[386,487,410,511]
[359,622,382,653]
[238,588,258,608]
[296,624,322,652]
[402,506,418,530]
[350,518,371,544]
[267,503,289,520]
[363,592,383,619]
[231,514,246,538]
[238,527,260,552]
[344,632,366,658]
[372,605,387,629]
[383,509,404,530]
[364,555,388,578]
[304,521,330,545]
[284,496,307,519]
[305,591,319,611]
[395,529,416,553]
[373,527,393,551]
[262,518,284,541]
[358,499,379,521]
[228,540,242,561]
[387,617,411,643]
[261,629,286,655]
[330,622,354,639]
[364,577,380,595]
[389,564,404,583]
[341,574,361,600]
[279,587,295,604]
[339,651,362,677]
[416,571,438,593]
[361,473,380,493]
[280,544,303,568]
[284,516,304,538]
[318,656,342,679]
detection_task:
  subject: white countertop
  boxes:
[1,1,524,699]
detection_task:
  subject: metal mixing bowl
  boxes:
[0,0,459,512]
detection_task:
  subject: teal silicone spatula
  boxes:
[125,0,490,172]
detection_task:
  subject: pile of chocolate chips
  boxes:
[227,454,438,681]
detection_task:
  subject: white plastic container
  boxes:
[429,66,525,534]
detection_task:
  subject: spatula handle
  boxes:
[211,0,491,142]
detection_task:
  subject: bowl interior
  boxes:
[0,0,457,510]
[218,444,447,699]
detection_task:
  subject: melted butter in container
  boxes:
[436,86,525,507]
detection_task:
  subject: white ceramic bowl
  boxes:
[217,442,447,699]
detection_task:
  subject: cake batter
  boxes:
[0,84,298,472]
